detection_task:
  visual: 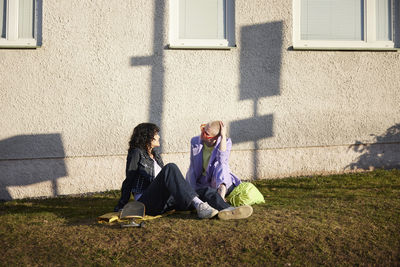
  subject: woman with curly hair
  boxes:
[114,123,219,219]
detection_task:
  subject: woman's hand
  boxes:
[217,183,227,200]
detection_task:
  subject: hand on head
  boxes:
[201,120,227,147]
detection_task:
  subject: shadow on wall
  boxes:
[230,22,283,179]
[346,123,400,170]
[0,134,67,200]
[36,0,43,46]
[130,0,165,149]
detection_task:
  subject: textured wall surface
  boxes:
[1,0,400,200]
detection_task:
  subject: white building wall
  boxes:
[1,0,400,200]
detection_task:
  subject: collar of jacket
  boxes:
[200,135,222,149]
[140,148,164,168]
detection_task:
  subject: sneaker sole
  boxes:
[218,205,253,220]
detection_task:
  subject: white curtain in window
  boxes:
[179,0,225,39]
[376,0,392,41]
[18,0,34,39]
[301,0,363,41]
[1,0,6,38]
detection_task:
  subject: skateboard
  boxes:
[119,201,146,228]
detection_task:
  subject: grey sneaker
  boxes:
[197,202,219,219]
[218,205,253,220]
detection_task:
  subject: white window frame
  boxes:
[293,0,396,50]
[169,0,235,49]
[0,0,37,48]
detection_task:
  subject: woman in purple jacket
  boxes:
[186,121,252,219]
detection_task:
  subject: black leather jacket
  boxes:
[115,148,164,211]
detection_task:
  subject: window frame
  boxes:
[293,0,396,50]
[0,0,38,48]
[169,0,235,49]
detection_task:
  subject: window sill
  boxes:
[168,44,235,50]
[169,38,235,50]
[0,45,40,49]
[291,46,399,52]
[292,40,397,51]
[0,39,39,49]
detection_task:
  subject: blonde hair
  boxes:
[207,121,221,136]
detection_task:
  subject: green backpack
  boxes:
[226,182,265,207]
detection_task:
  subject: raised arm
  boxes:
[218,121,227,152]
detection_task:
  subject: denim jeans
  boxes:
[195,185,234,211]
[137,163,197,216]
[137,163,233,215]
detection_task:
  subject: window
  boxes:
[169,0,235,49]
[0,0,37,48]
[293,0,396,50]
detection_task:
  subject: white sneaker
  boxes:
[218,205,253,220]
[197,202,219,219]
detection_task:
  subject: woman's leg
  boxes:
[197,185,253,220]
[138,163,198,216]
[196,187,231,211]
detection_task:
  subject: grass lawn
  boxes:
[1,169,399,266]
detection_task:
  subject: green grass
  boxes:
[1,169,399,266]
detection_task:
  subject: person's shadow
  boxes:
[346,123,400,170]
[0,134,67,200]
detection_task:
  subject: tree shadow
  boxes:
[0,134,67,200]
[346,123,400,170]
[230,22,283,179]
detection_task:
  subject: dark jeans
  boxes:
[137,163,197,216]
[196,185,234,211]
[131,163,233,215]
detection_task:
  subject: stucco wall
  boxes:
[1,0,400,200]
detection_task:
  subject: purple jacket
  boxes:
[186,135,241,191]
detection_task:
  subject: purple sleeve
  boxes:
[213,138,233,189]
[186,138,197,190]
[215,138,232,165]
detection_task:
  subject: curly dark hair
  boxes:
[128,123,160,153]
